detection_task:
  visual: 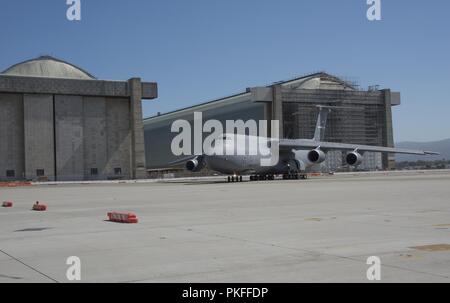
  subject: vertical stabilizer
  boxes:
[313,106,331,141]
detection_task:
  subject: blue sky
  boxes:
[1,0,449,142]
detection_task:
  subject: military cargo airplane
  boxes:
[172,106,439,182]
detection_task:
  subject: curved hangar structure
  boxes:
[144,72,401,174]
[2,56,96,80]
[0,56,157,181]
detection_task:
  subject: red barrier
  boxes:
[308,173,322,177]
[0,182,32,188]
[32,201,47,211]
[107,212,138,224]
[2,201,13,208]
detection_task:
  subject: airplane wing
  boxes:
[279,139,440,155]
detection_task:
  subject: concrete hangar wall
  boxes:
[144,72,401,172]
[0,56,157,181]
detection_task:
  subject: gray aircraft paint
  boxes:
[179,107,439,176]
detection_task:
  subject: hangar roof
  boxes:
[278,72,356,90]
[144,72,356,125]
[1,56,96,80]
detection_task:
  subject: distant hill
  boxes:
[395,138,450,162]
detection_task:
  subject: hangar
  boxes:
[144,72,400,173]
[0,56,157,181]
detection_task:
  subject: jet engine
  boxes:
[186,156,205,172]
[307,149,326,164]
[346,151,363,166]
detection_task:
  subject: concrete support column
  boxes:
[272,85,284,138]
[382,89,396,170]
[128,78,147,179]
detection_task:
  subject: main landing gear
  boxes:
[249,175,275,181]
[228,173,308,183]
[282,173,308,180]
[228,175,243,183]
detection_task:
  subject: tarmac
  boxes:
[0,170,449,283]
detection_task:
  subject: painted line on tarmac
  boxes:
[0,249,59,283]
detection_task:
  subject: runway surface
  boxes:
[1,171,449,282]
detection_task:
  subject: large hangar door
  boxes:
[83,97,108,180]
[105,97,131,179]
[0,93,25,180]
[23,94,55,181]
[55,95,85,181]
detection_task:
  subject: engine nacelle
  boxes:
[307,149,326,164]
[346,152,363,166]
[186,157,205,172]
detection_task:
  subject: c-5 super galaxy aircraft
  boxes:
[174,106,439,182]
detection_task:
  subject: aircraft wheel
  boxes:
[239,176,243,182]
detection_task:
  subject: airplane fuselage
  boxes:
[201,134,313,175]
